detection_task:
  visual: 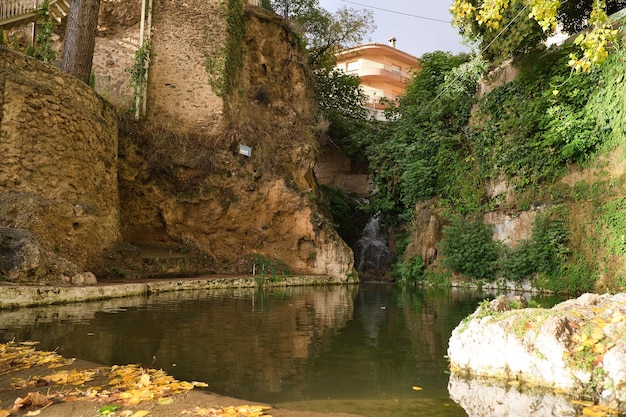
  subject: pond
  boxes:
[0,284,564,417]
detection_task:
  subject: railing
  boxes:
[0,0,37,20]
[343,62,413,80]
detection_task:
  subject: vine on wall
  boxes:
[204,0,246,108]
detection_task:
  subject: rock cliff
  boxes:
[0,0,356,283]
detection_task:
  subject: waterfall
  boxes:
[354,217,391,272]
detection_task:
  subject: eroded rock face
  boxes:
[404,198,442,267]
[0,228,97,285]
[448,293,626,412]
[110,3,355,280]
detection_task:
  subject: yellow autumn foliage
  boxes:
[450,0,620,71]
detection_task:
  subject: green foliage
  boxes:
[33,0,56,63]
[358,52,483,223]
[584,48,626,153]
[597,198,626,256]
[394,255,424,284]
[471,45,611,190]
[204,0,246,102]
[112,267,126,278]
[127,39,152,111]
[440,215,501,280]
[528,210,571,276]
[269,0,375,70]
[457,0,546,66]
[535,254,597,294]
[314,68,370,150]
[499,241,535,281]
[499,210,570,281]
[320,185,369,248]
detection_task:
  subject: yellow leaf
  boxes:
[412,386,423,391]
[138,373,151,387]
[611,312,625,324]
[129,411,150,417]
[572,399,595,406]
[582,406,607,416]
[157,397,174,405]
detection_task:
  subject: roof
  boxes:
[335,43,420,66]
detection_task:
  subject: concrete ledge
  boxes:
[0,275,359,309]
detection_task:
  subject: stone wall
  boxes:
[92,0,226,134]
[0,47,120,281]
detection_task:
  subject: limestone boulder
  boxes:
[448,293,626,412]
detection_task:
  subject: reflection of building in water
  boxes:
[334,38,420,120]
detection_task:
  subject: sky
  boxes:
[317,0,471,58]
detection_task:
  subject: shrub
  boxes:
[440,215,501,280]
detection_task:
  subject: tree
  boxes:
[558,0,626,33]
[450,0,621,71]
[60,0,101,84]
[314,67,369,150]
[269,0,375,69]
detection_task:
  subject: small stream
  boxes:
[0,285,564,417]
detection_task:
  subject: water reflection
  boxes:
[448,373,579,417]
[0,284,496,417]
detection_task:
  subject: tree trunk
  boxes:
[60,0,101,85]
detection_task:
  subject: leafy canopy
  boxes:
[450,0,621,71]
[268,0,375,69]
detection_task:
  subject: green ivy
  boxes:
[205,0,246,106]
[126,38,152,112]
[34,0,56,63]
[597,198,626,256]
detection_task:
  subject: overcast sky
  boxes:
[317,0,471,58]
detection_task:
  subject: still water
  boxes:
[0,284,563,417]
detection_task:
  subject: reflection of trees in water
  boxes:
[0,286,358,402]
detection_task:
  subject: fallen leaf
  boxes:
[25,411,41,416]
[98,404,121,415]
[157,397,174,405]
[129,411,150,417]
[411,386,423,391]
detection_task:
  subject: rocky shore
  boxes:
[447,293,626,413]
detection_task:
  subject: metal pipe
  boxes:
[135,0,146,120]
[141,0,152,117]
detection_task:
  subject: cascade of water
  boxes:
[354,217,391,272]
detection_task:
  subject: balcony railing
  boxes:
[343,62,413,80]
[0,0,36,20]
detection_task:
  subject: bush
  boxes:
[394,255,424,284]
[440,215,501,280]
